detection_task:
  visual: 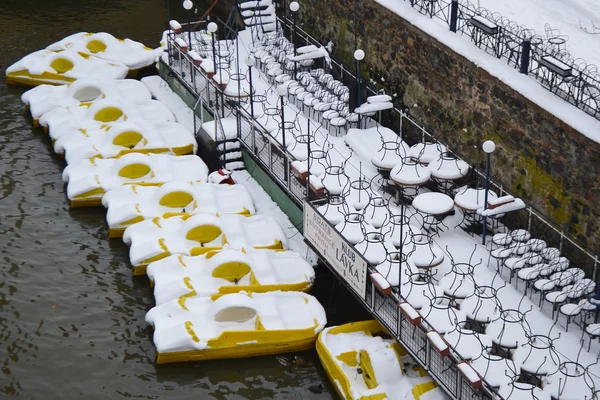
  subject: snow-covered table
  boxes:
[413,192,454,215]
[412,192,454,234]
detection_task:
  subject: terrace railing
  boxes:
[303,199,498,400]
[396,0,600,120]
[163,20,600,400]
[165,14,600,298]
[277,16,600,281]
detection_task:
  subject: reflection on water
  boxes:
[0,1,371,398]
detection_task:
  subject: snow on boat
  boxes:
[145,291,326,364]
[5,49,128,87]
[46,32,163,73]
[102,181,255,238]
[146,248,315,305]
[122,213,287,275]
[54,119,197,164]
[40,98,175,140]
[21,78,152,124]
[62,153,208,208]
[317,320,448,400]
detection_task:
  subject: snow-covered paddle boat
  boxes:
[47,32,163,75]
[122,213,287,275]
[62,153,208,208]
[6,49,128,87]
[21,78,152,125]
[145,291,327,364]
[54,119,197,164]
[317,320,448,400]
[102,181,254,238]
[146,248,315,304]
[40,98,174,140]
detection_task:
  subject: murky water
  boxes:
[0,1,370,398]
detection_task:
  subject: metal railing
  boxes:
[304,199,498,400]
[167,14,599,282]
[277,16,600,280]
[163,17,599,400]
[397,0,600,120]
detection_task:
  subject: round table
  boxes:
[412,192,454,215]
[454,187,498,230]
[412,192,454,234]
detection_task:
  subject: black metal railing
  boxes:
[275,16,600,280]
[303,199,498,400]
[394,0,600,120]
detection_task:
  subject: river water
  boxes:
[0,1,370,398]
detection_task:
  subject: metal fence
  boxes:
[276,16,600,280]
[164,18,598,400]
[304,199,499,400]
[397,0,600,120]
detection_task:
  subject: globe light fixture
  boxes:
[354,49,365,61]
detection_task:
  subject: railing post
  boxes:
[559,230,564,252]
[449,0,459,33]
[593,256,599,282]
[519,39,531,74]
[527,206,533,232]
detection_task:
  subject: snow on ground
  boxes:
[142,75,195,132]
[474,0,600,68]
[232,170,318,266]
[376,0,600,143]
[235,25,600,397]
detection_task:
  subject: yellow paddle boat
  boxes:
[102,181,255,238]
[146,247,315,304]
[62,153,209,208]
[41,97,174,140]
[54,119,197,164]
[145,291,327,364]
[122,213,287,275]
[22,78,152,125]
[47,32,163,75]
[317,320,448,400]
[6,49,128,87]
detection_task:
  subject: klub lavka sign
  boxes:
[303,202,368,299]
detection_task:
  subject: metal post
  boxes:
[293,9,298,80]
[280,94,288,181]
[356,57,361,127]
[307,118,311,196]
[188,27,193,51]
[248,65,254,119]
[482,151,491,245]
[211,31,218,111]
[520,39,531,74]
[449,0,459,32]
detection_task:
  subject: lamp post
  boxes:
[290,1,299,80]
[481,140,496,245]
[207,22,219,117]
[182,0,193,50]
[244,56,254,119]
[276,85,288,179]
[354,49,365,127]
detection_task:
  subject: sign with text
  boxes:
[303,202,368,299]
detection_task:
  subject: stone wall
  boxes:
[294,0,600,254]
